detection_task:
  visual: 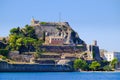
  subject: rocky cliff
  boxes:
[30,19,85,45]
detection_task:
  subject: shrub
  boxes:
[103,65,112,71]
[40,22,47,25]
[74,59,88,71]
[110,58,118,69]
[89,61,101,71]
[0,49,9,57]
[0,55,7,60]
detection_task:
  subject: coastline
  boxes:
[0,61,119,72]
[79,71,120,73]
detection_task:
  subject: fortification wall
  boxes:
[0,61,73,72]
[93,46,101,61]
[40,45,86,53]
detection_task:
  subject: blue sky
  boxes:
[0,0,120,51]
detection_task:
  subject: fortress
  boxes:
[0,19,102,72]
[30,18,85,45]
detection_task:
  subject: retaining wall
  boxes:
[0,61,73,72]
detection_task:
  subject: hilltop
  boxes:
[31,18,85,45]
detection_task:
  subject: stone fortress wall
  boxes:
[0,61,73,72]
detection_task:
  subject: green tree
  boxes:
[10,27,21,35]
[110,58,118,69]
[89,61,101,71]
[23,25,37,39]
[40,22,47,25]
[8,25,38,51]
[23,37,37,51]
[34,39,44,59]
[9,27,24,50]
[9,35,18,50]
[103,65,112,71]
[0,49,9,57]
[74,59,88,71]
[16,37,24,50]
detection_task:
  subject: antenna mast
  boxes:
[59,12,61,23]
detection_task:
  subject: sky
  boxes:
[0,0,120,51]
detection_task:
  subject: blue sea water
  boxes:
[0,72,120,80]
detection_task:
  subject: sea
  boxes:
[0,72,120,80]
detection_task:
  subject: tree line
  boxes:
[74,58,118,71]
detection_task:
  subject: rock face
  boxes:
[30,18,85,45]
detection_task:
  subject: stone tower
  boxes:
[31,18,35,25]
[31,18,40,26]
[92,40,97,46]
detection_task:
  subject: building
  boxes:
[92,40,97,46]
[86,40,101,61]
[100,49,107,58]
[31,18,40,26]
[45,36,64,45]
[49,36,64,45]
[103,52,120,61]
[103,51,120,69]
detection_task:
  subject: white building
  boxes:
[103,52,120,61]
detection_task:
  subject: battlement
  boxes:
[31,18,70,27]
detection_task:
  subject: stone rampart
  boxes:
[0,61,73,72]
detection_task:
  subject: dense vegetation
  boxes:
[8,25,43,52]
[74,59,88,71]
[74,58,118,71]
[0,25,44,60]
